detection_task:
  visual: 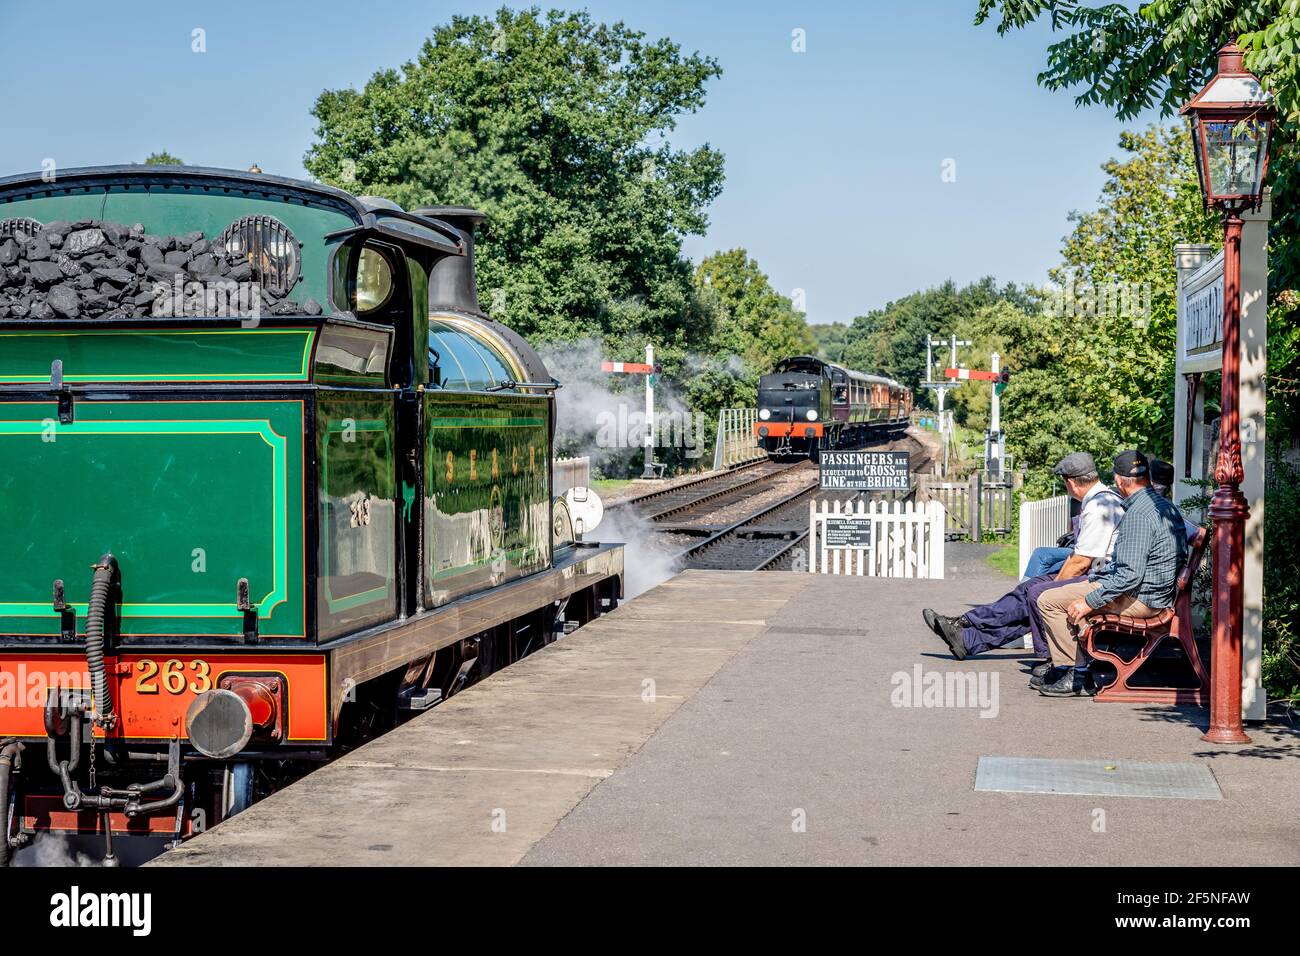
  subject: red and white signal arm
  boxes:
[602,361,654,374]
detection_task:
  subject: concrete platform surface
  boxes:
[158,567,1300,867]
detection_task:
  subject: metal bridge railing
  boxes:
[712,408,765,470]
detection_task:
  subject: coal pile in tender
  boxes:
[0,220,321,320]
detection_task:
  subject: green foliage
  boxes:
[837,278,1036,401]
[1262,461,1300,704]
[972,1,1300,330]
[1053,126,1218,453]
[809,321,851,363]
[304,6,724,351]
[695,249,815,378]
[143,151,183,166]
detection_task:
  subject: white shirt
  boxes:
[1074,481,1125,562]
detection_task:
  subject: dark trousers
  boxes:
[961,574,1086,656]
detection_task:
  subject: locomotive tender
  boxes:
[755,355,911,458]
[0,165,623,863]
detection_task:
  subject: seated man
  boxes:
[1022,537,1073,579]
[1150,456,1203,541]
[1036,449,1189,697]
[922,451,1124,662]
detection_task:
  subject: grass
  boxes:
[985,528,1020,578]
[590,478,634,496]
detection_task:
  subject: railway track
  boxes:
[610,459,800,523]
[679,436,935,572]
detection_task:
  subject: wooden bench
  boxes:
[1078,525,1210,706]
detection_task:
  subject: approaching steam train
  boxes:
[0,165,623,864]
[755,356,911,459]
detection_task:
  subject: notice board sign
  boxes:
[819,451,911,491]
[823,516,873,549]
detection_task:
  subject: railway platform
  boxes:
[154,562,1300,867]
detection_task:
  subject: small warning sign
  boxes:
[818,451,911,491]
[823,516,873,549]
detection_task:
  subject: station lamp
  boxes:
[1179,43,1276,745]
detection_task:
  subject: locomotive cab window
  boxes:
[355,246,395,313]
[330,239,409,323]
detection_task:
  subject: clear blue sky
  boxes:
[0,0,1158,323]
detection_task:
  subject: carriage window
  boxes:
[355,246,395,314]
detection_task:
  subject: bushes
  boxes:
[1263,461,1300,706]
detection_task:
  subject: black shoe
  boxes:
[1038,668,1093,698]
[1030,660,1053,679]
[1029,665,1061,688]
[922,608,943,637]
[934,614,969,660]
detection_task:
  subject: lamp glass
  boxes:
[1202,118,1269,199]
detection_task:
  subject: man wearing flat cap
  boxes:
[1036,450,1189,697]
[1149,458,1204,543]
[922,450,1123,669]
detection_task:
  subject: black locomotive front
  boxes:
[756,370,829,458]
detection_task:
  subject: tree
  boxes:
[304,7,724,350]
[143,151,183,165]
[972,1,1300,300]
[1051,125,1218,453]
[809,321,851,363]
[837,278,1037,403]
[694,249,815,378]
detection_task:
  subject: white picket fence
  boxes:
[808,498,946,578]
[552,457,591,498]
[1017,494,1070,578]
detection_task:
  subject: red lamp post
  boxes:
[1180,44,1275,745]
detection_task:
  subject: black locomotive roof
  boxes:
[771,354,904,391]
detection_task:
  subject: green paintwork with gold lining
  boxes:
[0,398,307,639]
[315,392,398,641]
[424,391,551,607]
[0,326,319,384]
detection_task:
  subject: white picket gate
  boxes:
[808,498,945,579]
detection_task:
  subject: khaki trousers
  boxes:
[1035,581,1161,667]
